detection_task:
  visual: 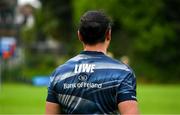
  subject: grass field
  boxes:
[0,83,180,114]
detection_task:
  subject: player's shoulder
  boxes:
[54,60,74,74]
[49,58,76,84]
[51,54,83,75]
[107,56,136,78]
[102,55,133,72]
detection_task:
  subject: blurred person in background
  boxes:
[46,10,139,114]
[121,56,130,65]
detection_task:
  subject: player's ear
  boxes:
[105,29,111,41]
[78,30,83,42]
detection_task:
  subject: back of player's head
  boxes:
[79,10,111,45]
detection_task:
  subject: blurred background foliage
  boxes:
[73,0,180,83]
[1,0,180,114]
[2,0,180,83]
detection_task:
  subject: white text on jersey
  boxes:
[74,64,95,73]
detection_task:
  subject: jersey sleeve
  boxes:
[46,71,59,104]
[116,71,137,103]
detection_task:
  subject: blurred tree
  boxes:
[73,0,180,82]
[40,0,73,41]
[20,0,180,82]
[20,0,74,79]
[39,0,81,55]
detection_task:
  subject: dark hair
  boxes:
[79,11,111,45]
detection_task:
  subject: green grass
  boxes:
[0,83,180,114]
[137,84,180,114]
[0,83,47,114]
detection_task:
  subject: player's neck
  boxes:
[83,43,107,54]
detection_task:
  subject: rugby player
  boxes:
[46,10,139,114]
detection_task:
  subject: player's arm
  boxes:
[117,71,139,114]
[118,100,139,115]
[46,101,60,114]
[46,71,61,114]
[46,85,61,114]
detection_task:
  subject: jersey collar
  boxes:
[80,51,105,55]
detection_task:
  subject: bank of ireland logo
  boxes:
[78,73,88,81]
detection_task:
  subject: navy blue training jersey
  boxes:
[46,51,137,114]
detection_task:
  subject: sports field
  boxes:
[0,83,180,114]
